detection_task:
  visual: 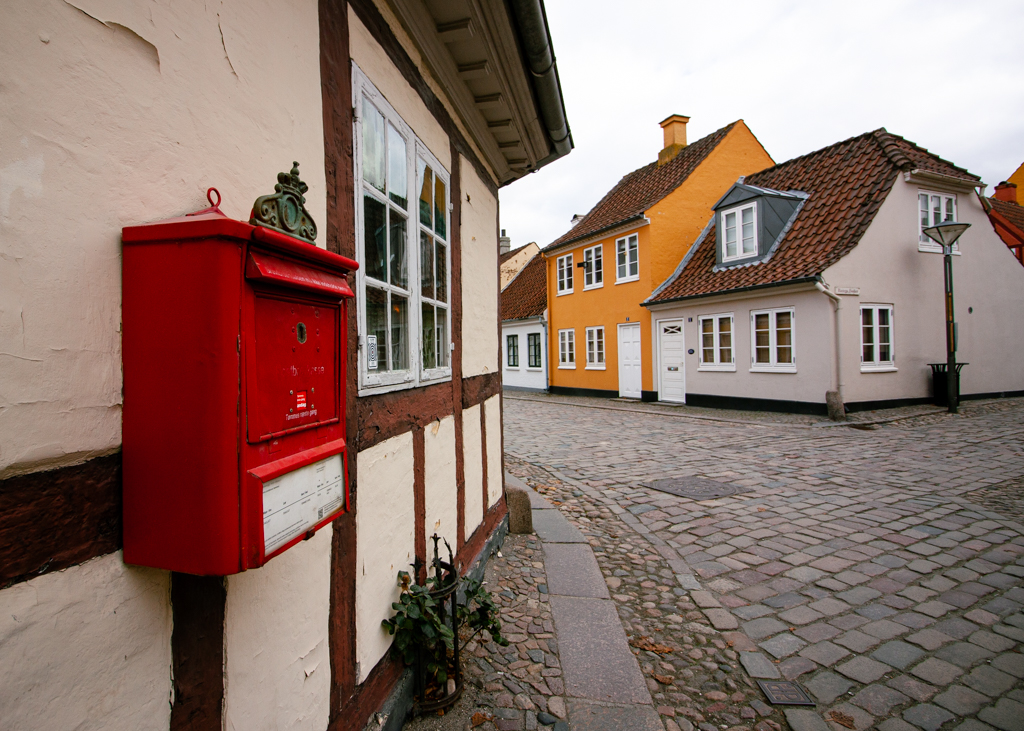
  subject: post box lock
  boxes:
[296,322,307,343]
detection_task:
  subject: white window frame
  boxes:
[506,333,519,369]
[556,253,574,295]
[721,202,758,262]
[615,234,639,283]
[583,244,603,290]
[353,65,452,395]
[860,304,896,372]
[697,313,736,372]
[527,332,543,370]
[918,190,959,254]
[558,329,575,369]
[749,308,796,373]
[585,326,606,370]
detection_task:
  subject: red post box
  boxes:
[122,171,357,575]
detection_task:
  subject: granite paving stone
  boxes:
[903,703,956,731]
[543,543,611,599]
[804,671,855,704]
[850,683,911,715]
[872,641,926,669]
[800,640,850,667]
[911,658,963,686]
[979,698,1024,731]
[932,684,990,715]
[836,655,892,683]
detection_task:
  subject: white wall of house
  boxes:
[501,318,548,391]
[824,177,1024,404]
[424,415,459,556]
[462,158,501,378]
[463,403,484,541]
[485,394,503,508]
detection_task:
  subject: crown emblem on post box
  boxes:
[250,161,318,244]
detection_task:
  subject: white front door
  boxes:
[617,323,642,398]
[658,320,685,403]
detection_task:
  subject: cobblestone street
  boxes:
[405,395,1024,731]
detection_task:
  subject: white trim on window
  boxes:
[527,332,543,370]
[558,329,575,369]
[585,326,606,370]
[860,304,896,372]
[583,244,603,290]
[556,253,574,295]
[721,202,758,262]
[749,308,796,372]
[697,313,736,372]
[506,333,519,370]
[918,190,959,253]
[615,234,639,283]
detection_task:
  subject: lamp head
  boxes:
[923,221,970,249]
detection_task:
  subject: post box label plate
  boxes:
[262,453,344,554]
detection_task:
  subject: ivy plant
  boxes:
[381,570,455,684]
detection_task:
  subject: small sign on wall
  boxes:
[835,287,860,296]
[366,335,377,369]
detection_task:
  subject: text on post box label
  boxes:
[262,453,344,554]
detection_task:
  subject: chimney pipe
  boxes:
[658,114,690,166]
[994,181,1018,203]
[499,229,511,254]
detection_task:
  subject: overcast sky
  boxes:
[498,1,1024,251]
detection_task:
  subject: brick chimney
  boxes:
[994,181,1018,203]
[499,228,511,254]
[658,114,690,166]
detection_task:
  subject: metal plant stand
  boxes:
[415,535,463,715]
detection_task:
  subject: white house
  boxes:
[501,246,548,391]
[643,129,1024,415]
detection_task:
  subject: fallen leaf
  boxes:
[629,635,674,655]
[828,710,856,729]
[471,711,493,727]
[653,674,674,685]
[757,507,767,512]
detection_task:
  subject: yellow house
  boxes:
[1009,161,1024,205]
[543,115,773,399]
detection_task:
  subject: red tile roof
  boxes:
[501,251,546,321]
[647,129,981,305]
[545,122,740,251]
[988,196,1024,236]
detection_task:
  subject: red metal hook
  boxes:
[187,187,224,216]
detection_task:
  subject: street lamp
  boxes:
[922,221,971,414]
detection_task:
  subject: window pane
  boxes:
[862,308,875,362]
[879,308,891,362]
[755,313,770,363]
[390,294,408,371]
[434,176,447,239]
[945,197,954,223]
[419,161,432,228]
[420,231,434,300]
[366,287,388,372]
[387,124,407,208]
[528,333,541,368]
[568,332,574,362]
[931,195,941,227]
[702,319,714,363]
[435,308,448,368]
[594,247,603,283]
[389,210,407,289]
[362,100,386,193]
[617,242,627,279]
[742,207,756,254]
[725,212,737,258]
[596,329,604,363]
[719,317,732,363]
[775,311,792,364]
[435,242,447,303]
[587,331,595,363]
[363,195,386,281]
[629,237,638,276]
[920,194,929,234]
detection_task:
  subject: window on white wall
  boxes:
[353,66,451,393]
[698,314,735,371]
[558,329,575,368]
[722,203,758,261]
[585,327,605,369]
[556,253,573,294]
[919,191,957,252]
[616,234,639,282]
[861,305,895,371]
[583,245,603,289]
[750,308,795,372]
[506,334,519,368]
[528,333,542,368]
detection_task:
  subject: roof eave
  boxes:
[544,215,650,254]
[904,169,983,193]
[643,276,821,308]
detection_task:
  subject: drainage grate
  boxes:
[756,680,815,706]
[643,476,749,501]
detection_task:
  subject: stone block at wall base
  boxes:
[506,486,533,534]
[826,390,847,422]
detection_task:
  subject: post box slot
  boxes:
[246,250,355,299]
[249,294,339,441]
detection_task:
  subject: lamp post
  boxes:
[922,221,971,414]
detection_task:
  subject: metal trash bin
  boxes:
[929,363,967,407]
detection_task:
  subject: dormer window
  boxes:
[722,203,757,261]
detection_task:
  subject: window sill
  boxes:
[359,374,449,397]
[526,367,543,372]
[557,364,576,370]
[585,364,606,370]
[556,289,574,297]
[698,365,736,372]
[918,242,961,255]
[721,254,759,265]
[615,276,639,285]
[749,366,797,374]
[505,366,520,371]
[582,283,604,291]
[861,365,897,373]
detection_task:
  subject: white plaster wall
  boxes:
[502,319,548,390]
[462,404,484,541]
[0,553,171,731]
[651,289,833,404]
[348,8,451,173]
[355,432,415,684]
[224,526,331,731]
[0,0,326,476]
[424,415,458,556]
[824,179,1024,403]
[485,394,503,508]
[461,157,500,378]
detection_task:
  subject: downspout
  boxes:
[815,280,846,421]
[507,0,573,164]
